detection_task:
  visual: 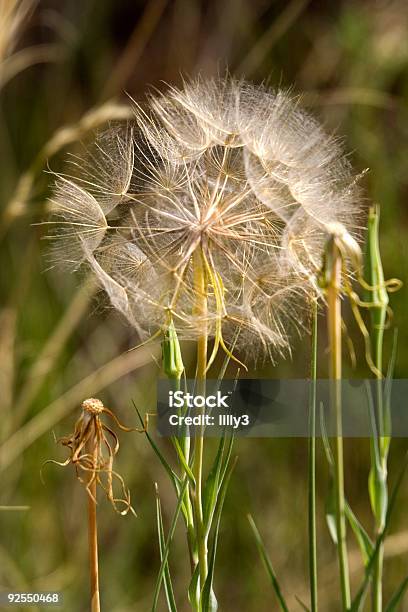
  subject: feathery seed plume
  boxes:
[47,77,363,362]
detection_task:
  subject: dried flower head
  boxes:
[47,77,363,363]
[45,399,139,516]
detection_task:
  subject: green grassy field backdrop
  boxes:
[1,1,408,610]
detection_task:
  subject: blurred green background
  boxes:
[1,0,408,610]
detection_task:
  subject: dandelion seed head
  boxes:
[47,77,363,362]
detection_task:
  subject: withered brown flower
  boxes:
[46,398,143,516]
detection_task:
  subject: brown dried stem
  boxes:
[87,427,100,612]
[44,398,144,610]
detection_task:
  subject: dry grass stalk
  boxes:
[2,102,134,234]
[0,0,37,64]
[13,280,97,427]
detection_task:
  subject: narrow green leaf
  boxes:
[152,478,188,612]
[384,329,398,410]
[351,451,408,611]
[134,404,193,528]
[202,435,226,534]
[248,514,289,612]
[368,466,387,531]
[350,583,370,612]
[133,403,180,491]
[171,436,196,486]
[319,401,334,468]
[321,396,374,568]
[201,457,237,612]
[325,473,338,545]
[366,382,382,473]
[382,329,398,456]
[188,566,200,610]
[345,502,373,566]
[295,595,311,611]
[218,433,234,489]
[155,486,178,612]
[366,383,388,528]
[320,401,341,546]
[201,585,217,612]
[320,402,337,545]
[385,575,408,611]
[200,513,220,612]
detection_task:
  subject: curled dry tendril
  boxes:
[344,274,402,377]
[44,398,147,516]
[319,226,402,377]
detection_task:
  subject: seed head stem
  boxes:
[192,247,209,589]
[308,300,318,611]
[327,240,350,610]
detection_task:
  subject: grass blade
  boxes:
[247,514,289,612]
[155,485,178,612]
[383,329,398,455]
[385,575,408,611]
[188,566,200,609]
[152,478,188,612]
[202,435,225,533]
[201,457,237,611]
[320,401,338,545]
[325,472,338,545]
[319,401,334,467]
[345,502,373,566]
[171,436,196,486]
[351,451,408,611]
[133,403,180,491]
[296,595,311,611]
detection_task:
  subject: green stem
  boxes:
[193,248,208,590]
[327,241,351,610]
[308,300,318,611]
[372,543,384,612]
[162,320,197,571]
[365,206,388,612]
[172,376,197,571]
[372,335,385,612]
